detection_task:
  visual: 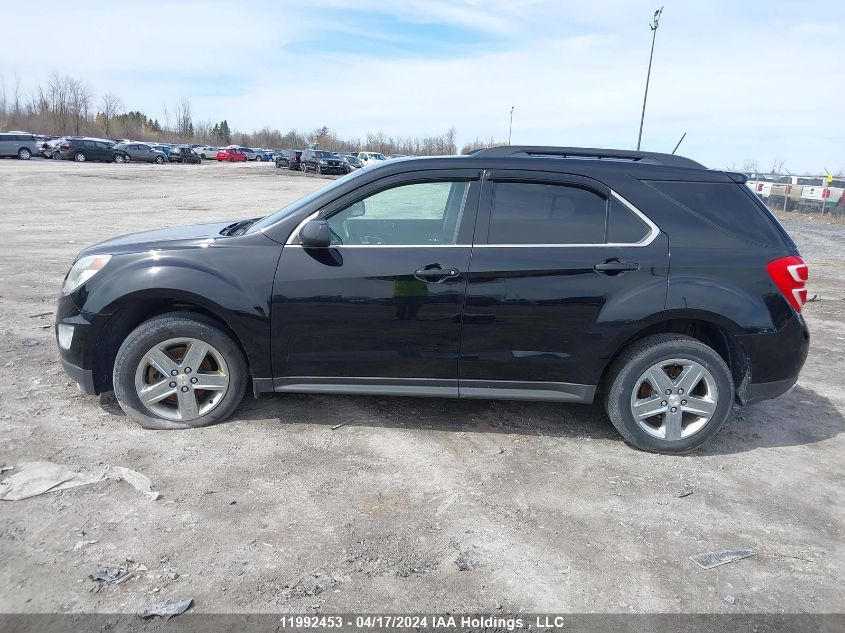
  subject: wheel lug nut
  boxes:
[181,386,189,392]
[664,389,671,395]
[681,400,687,406]
[670,407,677,413]
[170,369,178,376]
[678,388,684,395]
[169,381,176,388]
[184,367,192,374]
[190,377,197,384]
[661,400,667,406]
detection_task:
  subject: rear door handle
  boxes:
[594,259,639,274]
[414,264,460,283]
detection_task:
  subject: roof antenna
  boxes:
[671,131,686,155]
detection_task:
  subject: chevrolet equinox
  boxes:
[56,146,810,452]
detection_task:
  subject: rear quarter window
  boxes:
[645,180,788,247]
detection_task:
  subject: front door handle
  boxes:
[413,264,460,283]
[594,259,639,275]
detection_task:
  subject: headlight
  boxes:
[62,255,111,294]
[319,160,327,164]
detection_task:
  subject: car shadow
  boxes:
[234,384,843,454]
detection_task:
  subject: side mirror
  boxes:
[299,219,331,247]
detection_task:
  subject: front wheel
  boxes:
[114,153,124,163]
[604,334,734,453]
[18,148,32,160]
[113,313,248,430]
[154,155,165,164]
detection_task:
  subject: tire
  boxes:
[114,153,124,163]
[113,313,248,430]
[74,152,86,162]
[154,155,165,164]
[18,148,32,160]
[201,153,207,159]
[603,334,734,453]
[316,164,322,175]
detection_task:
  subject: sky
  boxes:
[2,0,843,173]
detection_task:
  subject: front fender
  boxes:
[72,237,282,378]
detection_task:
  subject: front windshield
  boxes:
[316,151,334,158]
[372,153,387,160]
[246,168,369,234]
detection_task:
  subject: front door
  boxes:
[459,171,669,401]
[271,170,481,396]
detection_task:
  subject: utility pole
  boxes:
[636,7,663,151]
[508,106,515,145]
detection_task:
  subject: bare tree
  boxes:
[100,93,122,136]
[770,158,785,175]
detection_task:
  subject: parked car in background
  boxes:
[148,144,171,158]
[301,149,345,175]
[251,148,272,162]
[190,145,218,159]
[216,147,247,162]
[113,143,167,164]
[227,146,258,160]
[59,138,121,163]
[0,131,40,160]
[274,149,297,169]
[168,146,202,164]
[356,151,388,167]
[41,137,67,159]
[340,154,363,174]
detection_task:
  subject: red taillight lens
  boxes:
[767,255,808,312]
[822,188,830,199]
[757,183,763,192]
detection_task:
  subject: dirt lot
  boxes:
[0,159,842,615]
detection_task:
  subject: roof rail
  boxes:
[470,145,705,169]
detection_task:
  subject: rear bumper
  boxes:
[745,377,798,405]
[737,312,809,405]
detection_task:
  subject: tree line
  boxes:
[0,72,461,155]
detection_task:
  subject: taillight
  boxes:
[757,183,763,192]
[767,255,808,312]
[822,188,830,199]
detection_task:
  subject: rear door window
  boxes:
[646,180,787,246]
[487,182,607,245]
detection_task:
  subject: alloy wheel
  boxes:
[629,358,718,441]
[75,152,86,162]
[133,337,230,422]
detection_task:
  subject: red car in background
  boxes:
[216,147,247,162]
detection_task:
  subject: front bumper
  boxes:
[60,357,97,395]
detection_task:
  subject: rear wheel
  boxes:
[74,152,87,162]
[604,334,734,453]
[18,148,31,160]
[113,314,248,430]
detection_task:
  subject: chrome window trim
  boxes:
[284,189,660,248]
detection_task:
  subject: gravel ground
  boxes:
[0,159,842,615]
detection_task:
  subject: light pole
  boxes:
[508,106,515,145]
[636,7,663,151]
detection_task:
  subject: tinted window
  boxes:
[0,134,12,141]
[83,140,96,148]
[326,181,471,245]
[488,182,606,245]
[647,181,786,246]
[608,197,650,243]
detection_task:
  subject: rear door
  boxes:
[459,170,669,400]
[271,169,481,395]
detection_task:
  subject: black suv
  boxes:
[55,146,809,452]
[274,149,301,170]
[59,138,121,163]
[301,149,345,175]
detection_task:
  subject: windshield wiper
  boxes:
[220,219,257,236]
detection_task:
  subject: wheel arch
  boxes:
[598,313,751,404]
[91,291,255,394]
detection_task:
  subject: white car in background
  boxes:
[356,151,388,167]
[192,145,219,159]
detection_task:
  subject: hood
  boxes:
[80,220,243,257]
